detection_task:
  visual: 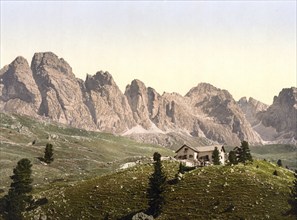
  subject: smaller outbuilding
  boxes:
[175,144,226,166]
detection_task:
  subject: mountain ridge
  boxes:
[1,52,296,146]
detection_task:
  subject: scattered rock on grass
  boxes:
[132,212,154,220]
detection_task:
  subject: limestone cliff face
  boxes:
[147,87,164,125]
[1,52,295,146]
[84,71,135,133]
[238,97,269,126]
[0,56,41,116]
[124,80,194,132]
[31,52,95,130]
[125,79,152,129]
[260,88,297,141]
[238,89,297,143]
[185,83,262,145]
[124,81,262,145]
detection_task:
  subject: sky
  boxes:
[1,1,296,104]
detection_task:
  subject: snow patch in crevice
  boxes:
[122,122,165,136]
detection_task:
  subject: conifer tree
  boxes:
[238,141,253,164]
[277,159,283,167]
[3,158,33,220]
[228,150,238,165]
[273,170,278,176]
[288,170,297,216]
[212,147,221,165]
[44,143,54,164]
[178,162,184,174]
[147,152,167,217]
[235,146,242,161]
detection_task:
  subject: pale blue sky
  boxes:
[1,1,296,104]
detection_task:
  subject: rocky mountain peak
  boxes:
[186,83,219,95]
[11,56,29,68]
[0,55,41,115]
[30,52,95,129]
[273,87,297,107]
[238,96,268,128]
[85,71,116,92]
[197,82,218,91]
[238,97,268,113]
[6,56,31,80]
[31,52,74,77]
[255,87,297,142]
[238,97,248,104]
[0,56,31,80]
[126,79,147,94]
[186,83,233,100]
[80,70,136,133]
[124,79,152,129]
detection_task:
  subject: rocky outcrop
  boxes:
[259,88,297,141]
[125,79,152,129]
[0,56,41,116]
[237,89,297,143]
[124,80,195,132]
[124,82,262,145]
[31,52,95,130]
[84,71,135,133]
[185,83,262,145]
[238,97,269,126]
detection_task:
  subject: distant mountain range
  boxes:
[1,52,296,146]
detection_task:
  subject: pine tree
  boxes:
[277,159,283,167]
[235,146,242,162]
[288,170,297,216]
[44,143,54,164]
[178,162,184,174]
[228,150,238,165]
[212,147,221,165]
[238,141,253,164]
[273,170,278,176]
[3,159,33,220]
[147,152,167,217]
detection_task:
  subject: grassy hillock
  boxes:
[25,160,295,220]
[162,160,294,219]
[249,144,297,170]
[224,144,297,170]
[0,113,173,191]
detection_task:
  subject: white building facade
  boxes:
[175,144,225,166]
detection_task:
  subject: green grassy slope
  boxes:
[26,160,295,220]
[249,145,297,170]
[224,144,297,170]
[0,113,173,191]
[162,160,293,219]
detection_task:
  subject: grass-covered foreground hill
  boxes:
[24,160,294,220]
[0,113,173,191]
